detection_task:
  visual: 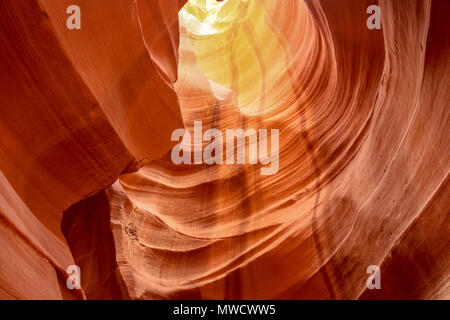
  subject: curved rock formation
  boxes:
[0,0,448,299]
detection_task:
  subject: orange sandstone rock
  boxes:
[0,0,448,300]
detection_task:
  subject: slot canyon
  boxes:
[0,0,448,299]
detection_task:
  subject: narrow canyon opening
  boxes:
[1,0,445,300]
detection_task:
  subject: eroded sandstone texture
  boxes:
[0,0,448,299]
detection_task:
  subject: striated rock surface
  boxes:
[0,0,448,299]
[0,0,184,299]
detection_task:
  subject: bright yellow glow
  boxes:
[182,0,248,35]
[180,0,298,115]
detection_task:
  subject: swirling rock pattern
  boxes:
[0,0,448,299]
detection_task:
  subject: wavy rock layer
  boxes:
[0,0,449,299]
[0,0,185,299]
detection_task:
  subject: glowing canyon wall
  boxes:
[0,0,448,299]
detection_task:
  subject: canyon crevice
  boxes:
[0,0,448,299]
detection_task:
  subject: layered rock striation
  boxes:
[0,0,448,299]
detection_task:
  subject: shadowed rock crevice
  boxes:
[61,190,130,300]
[0,0,448,299]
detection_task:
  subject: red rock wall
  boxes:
[0,0,184,299]
[0,0,448,299]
